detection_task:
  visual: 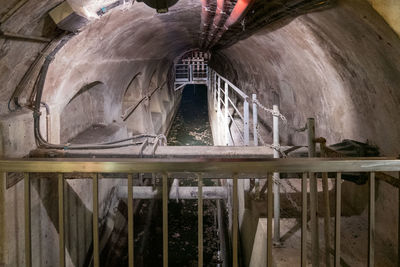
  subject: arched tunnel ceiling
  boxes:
[42,0,336,111]
[43,0,202,111]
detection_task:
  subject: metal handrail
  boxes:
[1,157,400,173]
[3,156,400,267]
[213,70,248,99]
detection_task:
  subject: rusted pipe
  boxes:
[200,0,213,48]
[224,0,253,28]
[207,0,255,49]
[205,0,228,49]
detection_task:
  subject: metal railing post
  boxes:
[233,174,238,267]
[244,98,249,146]
[267,173,273,267]
[252,94,258,146]
[217,76,221,113]
[198,174,203,267]
[24,173,31,267]
[368,172,375,267]
[321,144,331,267]
[273,105,281,245]
[301,172,308,267]
[93,174,99,267]
[224,82,230,146]
[128,174,134,267]
[58,174,65,267]
[189,64,193,82]
[213,72,217,110]
[307,118,319,266]
[163,174,168,267]
[398,171,400,267]
[335,172,342,267]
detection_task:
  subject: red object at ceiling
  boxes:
[225,0,253,28]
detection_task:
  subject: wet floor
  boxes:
[167,85,219,266]
[99,85,222,267]
[167,84,213,146]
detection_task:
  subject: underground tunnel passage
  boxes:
[1,0,400,266]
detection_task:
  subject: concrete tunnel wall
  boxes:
[0,0,400,266]
[210,0,400,262]
[1,1,200,266]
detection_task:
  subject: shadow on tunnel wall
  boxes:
[30,175,92,267]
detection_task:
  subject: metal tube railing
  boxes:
[162,174,168,267]
[92,174,99,267]
[128,174,134,267]
[198,174,203,267]
[58,174,65,267]
[334,172,342,267]
[4,157,400,267]
[24,173,31,267]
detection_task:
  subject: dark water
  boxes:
[101,85,218,267]
[168,85,213,146]
[166,85,219,266]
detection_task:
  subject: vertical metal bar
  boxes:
[398,171,400,267]
[163,174,168,267]
[368,172,375,267]
[214,72,217,110]
[252,94,258,146]
[243,99,249,146]
[93,174,99,267]
[224,82,230,146]
[334,172,341,267]
[233,174,239,267]
[24,173,31,267]
[307,118,319,266]
[321,143,331,267]
[217,76,221,112]
[198,174,203,267]
[128,174,134,267]
[58,174,65,267]
[301,172,308,267]
[273,105,281,244]
[267,173,273,267]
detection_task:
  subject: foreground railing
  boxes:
[2,157,400,267]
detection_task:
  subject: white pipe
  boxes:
[117,186,228,199]
[273,105,281,244]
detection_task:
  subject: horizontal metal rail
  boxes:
[1,157,400,173]
[117,185,228,199]
[212,70,248,99]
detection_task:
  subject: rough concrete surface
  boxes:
[0,0,400,266]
